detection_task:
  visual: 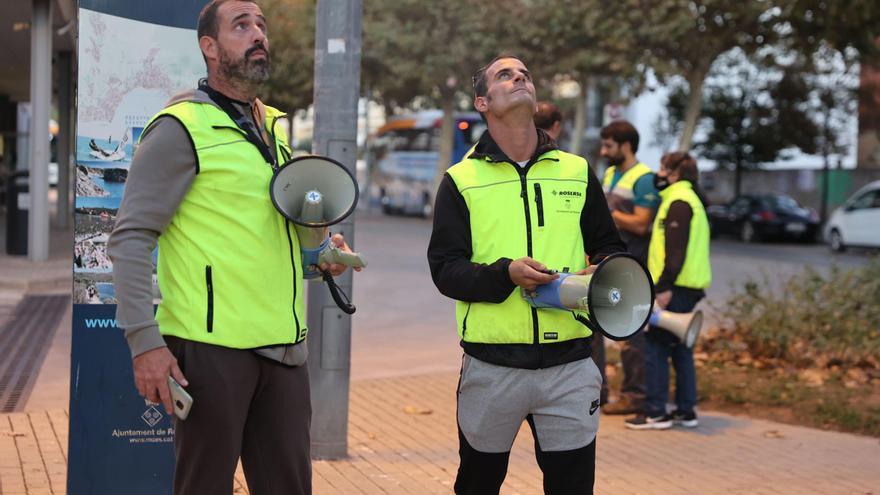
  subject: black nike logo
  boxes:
[590,399,600,415]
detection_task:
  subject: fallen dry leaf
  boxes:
[846,368,870,384]
[403,405,433,415]
[799,369,826,387]
[763,430,785,439]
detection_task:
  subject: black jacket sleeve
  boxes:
[655,200,693,292]
[427,174,517,303]
[582,167,627,264]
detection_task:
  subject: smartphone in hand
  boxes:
[167,376,193,420]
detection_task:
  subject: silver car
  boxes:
[825,180,880,252]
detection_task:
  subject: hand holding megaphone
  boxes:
[508,257,559,290]
[319,233,364,277]
[522,253,654,341]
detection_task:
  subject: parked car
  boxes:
[824,180,880,252]
[707,194,820,243]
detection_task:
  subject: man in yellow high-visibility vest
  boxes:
[595,120,660,415]
[429,55,626,494]
[109,2,356,492]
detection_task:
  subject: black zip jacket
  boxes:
[427,129,626,369]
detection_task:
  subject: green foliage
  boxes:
[634,0,780,149]
[720,258,880,368]
[696,53,819,196]
[260,0,315,113]
[362,0,645,110]
[637,0,777,81]
[363,0,507,110]
[697,364,880,436]
[781,0,880,58]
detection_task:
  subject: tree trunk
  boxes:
[287,112,295,149]
[361,87,373,211]
[734,159,743,197]
[432,90,456,206]
[821,152,830,223]
[678,71,706,151]
[820,109,832,223]
[571,76,588,156]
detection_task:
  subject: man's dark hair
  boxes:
[198,0,257,40]
[600,120,640,153]
[534,101,562,131]
[472,54,523,99]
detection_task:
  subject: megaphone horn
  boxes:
[649,309,703,348]
[269,155,367,314]
[522,253,655,341]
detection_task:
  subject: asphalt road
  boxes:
[348,211,875,380]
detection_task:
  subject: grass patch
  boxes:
[604,348,880,437]
[697,362,880,436]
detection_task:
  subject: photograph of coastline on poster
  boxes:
[74,8,204,305]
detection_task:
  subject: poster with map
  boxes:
[70,2,207,493]
[73,7,205,304]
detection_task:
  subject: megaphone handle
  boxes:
[321,270,356,315]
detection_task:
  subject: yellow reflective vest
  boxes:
[147,100,307,349]
[602,162,652,202]
[446,150,593,344]
[648,180,711,290]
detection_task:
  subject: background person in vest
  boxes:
[428,55,626,495]
[108,1,356,493]
[625,151,711,430]
[593,120,660,414]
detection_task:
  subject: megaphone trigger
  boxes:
[319,243,367,269]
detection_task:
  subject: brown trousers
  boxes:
[165,336,311,495]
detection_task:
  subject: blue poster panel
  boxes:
[69,1,207,493]
[68,305,175,494]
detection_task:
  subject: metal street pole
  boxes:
[57,51,73,229]
[28,0,52,261]
[308,0,362,460]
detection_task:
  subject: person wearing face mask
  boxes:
[594,120,660,414]
[625,151,711,430]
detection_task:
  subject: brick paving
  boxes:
[2,215,879,494]
[3,372,879,495]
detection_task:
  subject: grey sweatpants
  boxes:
[457,355,602,453]
[166,336,312,495]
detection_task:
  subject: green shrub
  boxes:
[718,257,880,368]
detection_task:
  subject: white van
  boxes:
[825,180,880,251]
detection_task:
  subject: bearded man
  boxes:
[109,2,353,493]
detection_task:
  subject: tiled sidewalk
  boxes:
[3,373,879,494]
